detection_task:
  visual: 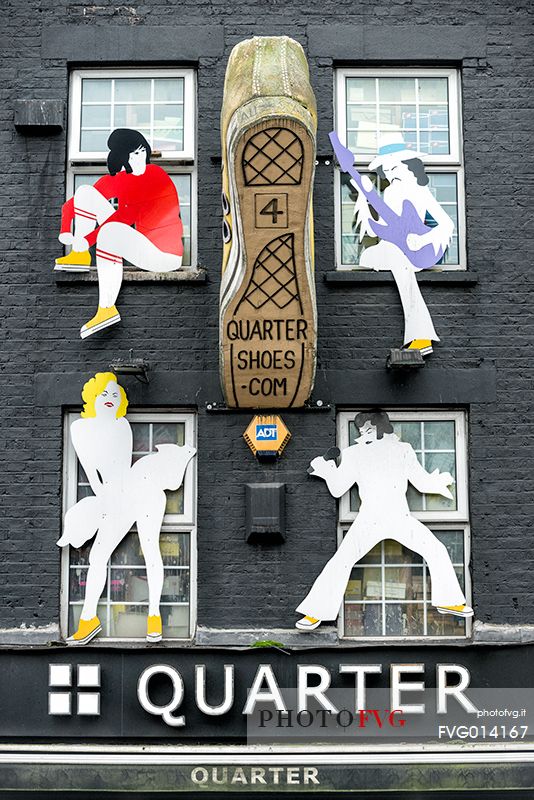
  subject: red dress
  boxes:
[61,165,183,257]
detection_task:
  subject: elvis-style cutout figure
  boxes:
[295,410,473,631]
[57,372,196,645]
[55,129,184,339]
[331,131,455,357]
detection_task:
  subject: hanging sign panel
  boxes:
[219,36,318,408]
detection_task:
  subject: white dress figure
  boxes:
[57,372,196,646]
[295,410,473,631]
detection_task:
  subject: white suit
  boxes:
[296,435,465,621]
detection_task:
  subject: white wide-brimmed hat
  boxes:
[368,132,424,171]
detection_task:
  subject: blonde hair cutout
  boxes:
[80,372,129,419]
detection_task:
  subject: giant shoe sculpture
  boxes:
[219,36,318,408]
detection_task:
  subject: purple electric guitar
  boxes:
[330,131,444,270]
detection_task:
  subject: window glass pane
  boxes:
[114,78,151,102]
[153,422,185,448]
[74,174,101,191]
[163,605,190,638]
[384,539,423,564]
[418,77,448,103]
[132,423,150,453]
[346,77,376,103]
[424,420,455,451]
[425,451,456,511]
[154,78,184,102]
[114,104,151,128]
[378,77,415,102]
[160,532,190,566]
[111,533,145,566]
[111,607,146,638]
[357,541,381,565]
[347,128,377,157]
[152,133,184,152]
[81,104,111,128]
[347,103,376,129]
[162,570,190,602]
[406,483,424,511]
[154,104,183,127]
[344,603,382,636]
[82,79,111,103]
[347,567,381,600]
[393,422,421,450]
[70,567,104,602]
[80,130,110,151]
[110,532,190,567]
[433,530,464,563]
[165,487,184,515]
[427,605,465,636]
[386,603,425,636]
[378,104,417,137]
[385,567,425,600]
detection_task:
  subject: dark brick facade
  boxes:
[0,0,533,635]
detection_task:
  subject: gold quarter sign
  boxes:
[219,36,318,409]
[244,415,291,457]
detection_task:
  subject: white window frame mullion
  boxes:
[338,521,471,641]
[334,67,464,271]
[337,67,461,165]
[338,410,469,523]
[69,68,195,162]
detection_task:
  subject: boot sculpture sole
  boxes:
[220,37,317,409]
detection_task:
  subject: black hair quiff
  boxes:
[354,409,394,440]
[376,157,429,187]
[106,129,152,176]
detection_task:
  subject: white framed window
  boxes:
[67,69,197,267]
[337,410,471,640]
[334,68,465,270]
[61,412,197,642]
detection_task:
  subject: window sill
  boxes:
[54,267,207,285]
[324,270,478,287]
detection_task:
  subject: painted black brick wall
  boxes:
[0,0,532,632]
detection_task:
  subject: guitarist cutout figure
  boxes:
[331,132,454,357]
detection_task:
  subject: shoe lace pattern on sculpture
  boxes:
[243,128,303,186]
[238,233,303,314]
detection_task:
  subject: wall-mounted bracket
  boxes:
[109,351,150,384]
[386,348,425,370]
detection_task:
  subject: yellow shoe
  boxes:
[436,604,474,618]
[147,615,163,643]
[66,616,102,646]
[55,250,91,272]
[80,305,121,339]
[295,615,321,631]
[406,339,433,356]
